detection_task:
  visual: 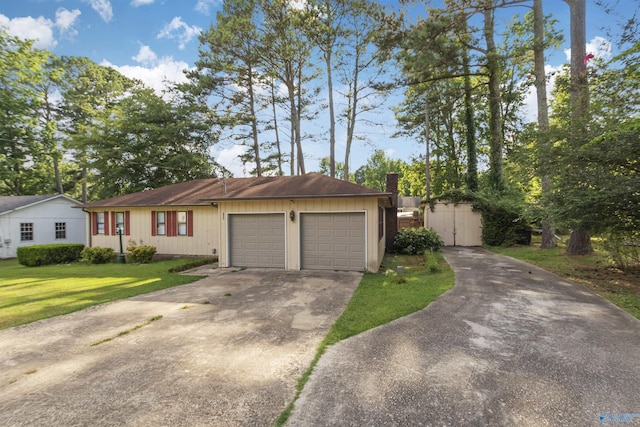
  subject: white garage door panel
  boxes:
[301,212,365,271]
[229,214,285,268]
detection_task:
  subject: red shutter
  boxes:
[104,211,110,235]
[168,211,177,237]
[111,211,116,235]
[187,210,193,237]
[125,211,130,236]
[151,211,157,236]
[92,212,98,236]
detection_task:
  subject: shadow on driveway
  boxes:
[287,247,640,426]
[0,268,361,426]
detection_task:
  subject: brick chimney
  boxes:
[385,173,398,252]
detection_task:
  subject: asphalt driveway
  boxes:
[287,247,640,426]
[0,267,362,427]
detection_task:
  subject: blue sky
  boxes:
[0,0,629,177]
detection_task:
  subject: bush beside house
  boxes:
[17,244,84,266]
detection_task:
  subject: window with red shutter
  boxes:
[104,211,110,235]
[111,212,116,235]
[92,212,98,235]
[151,211,157,236]
[125,211,130,235]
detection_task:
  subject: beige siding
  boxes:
[86,197,387,271]
[86,206,218,256]
[219,197,384,272]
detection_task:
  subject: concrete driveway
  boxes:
[0,267,362,427]
[288,247,640,426]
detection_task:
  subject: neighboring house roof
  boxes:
[79,173,392,208]
[0,194,81,216]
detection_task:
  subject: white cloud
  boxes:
[157,17,201,50]
[132,44,157,65]
[86,0,113,23]
[195,0,218,15]
[0,14,56,49]
[564,36,613,62]
[55,8,81,39]
[520,64,562,123]
[288,0,307,11]
[131,0,154,6]
[101,50,191,96]
[216,145,252,177]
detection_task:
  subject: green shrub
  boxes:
[167,257,218,273]
[17,244,84,267]
[603,230,640,270]
[424,252,442,273]
[476,191,531,247]
[81,247,116,264]
[126,240,156,264]
[393,227,443,255]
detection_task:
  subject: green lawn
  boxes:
[275,251,455,426]
[491,238,640,320]
[0,258,210,330]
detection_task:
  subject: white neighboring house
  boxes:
[0,194,86,259]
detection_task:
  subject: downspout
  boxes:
[82,208,92,248]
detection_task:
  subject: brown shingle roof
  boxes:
[79,173,390,208]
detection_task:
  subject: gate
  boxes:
[424,202,482,246]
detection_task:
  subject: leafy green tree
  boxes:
[398,157,427,197]
[360,149,406,191]
[190,0,269,176]
[549,41,640,259]
[318,156,347,179]
[91,87,218,199]
[59,57,137,201]
[259,0,318,175]
[0,32,44,195]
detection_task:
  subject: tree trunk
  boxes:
[425,97,431,201]
[270,79,284,175]
[462,45,478,193]
[534,0,555,249]
[248,64,262,176]
[295,67,305,175]
[565,0,591,255]
[326,49,336,178]
[483,4,504,190]
[566,228,592,254]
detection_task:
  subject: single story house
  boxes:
[79,173,395,272]
[0,194,86,259]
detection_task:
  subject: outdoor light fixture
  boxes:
[289,210,295,221]
[116,227,126,264]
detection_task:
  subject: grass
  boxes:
[274,251,455,426]
[491,237,640,320]
[91,315,163,346]
[0,258,210,330]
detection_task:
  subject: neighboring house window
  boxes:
[20,223,34,241]
[177,211,187,236]
[156,211,166,235]
[96,212,105,234]
[378,207,384,240]
[55,222,66,239]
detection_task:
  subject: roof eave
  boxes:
[202,193,392,203]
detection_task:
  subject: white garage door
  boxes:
[229,214,285,268]
[301,212,366,271]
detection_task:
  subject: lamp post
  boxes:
[117,227,126,264]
